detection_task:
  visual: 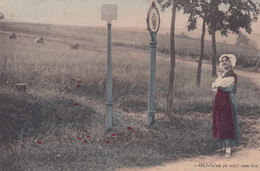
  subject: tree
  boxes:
[184,0,259,84]
[225,0,260,35]
[209,0,260,76]
[157,0,259,113]
[207,0,227,77]
[157,0,185,116]
[183,0,210,86]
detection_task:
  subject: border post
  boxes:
[146,1,160,126]
[101,4,117,131]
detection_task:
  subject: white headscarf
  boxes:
[219,54,236,69]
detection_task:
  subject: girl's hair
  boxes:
[221,56,230,61]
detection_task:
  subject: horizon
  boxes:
[1,0,260,34]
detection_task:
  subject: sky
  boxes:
[0,0,259,34]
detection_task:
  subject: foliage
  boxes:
[225,0,260,34]
[182,0,260,35]
[157,0,184,11]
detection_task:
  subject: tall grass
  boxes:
[0,30,259,115]
[0,24,259,170]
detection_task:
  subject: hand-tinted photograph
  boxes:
[1,0,260,170]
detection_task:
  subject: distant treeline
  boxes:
[113,36,260,72]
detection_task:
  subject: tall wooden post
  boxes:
[146,2,160,126]
[106,22,113,131]
[101,4,117,131]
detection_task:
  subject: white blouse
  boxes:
[212,72,235,92]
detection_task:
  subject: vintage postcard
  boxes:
[0,0,260,170]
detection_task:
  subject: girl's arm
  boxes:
[212,77,235,92]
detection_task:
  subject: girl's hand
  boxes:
[212,82,217,91]
[217,70,223,77]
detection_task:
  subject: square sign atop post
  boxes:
[101,4,117,23]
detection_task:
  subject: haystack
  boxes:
[71,43,79,49]
[36,37,44,44]
[9,33,17,40]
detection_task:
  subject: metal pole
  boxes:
[106,22,113,131]
[147,33,157,126]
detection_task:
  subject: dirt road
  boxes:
[118,119,260,171]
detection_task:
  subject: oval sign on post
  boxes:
[146,2,160,33]
[101,4,117,23]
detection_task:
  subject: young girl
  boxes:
[212,54,240,158]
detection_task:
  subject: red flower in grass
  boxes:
[74,103,79,106]
[127,127,133,131]
[38,141,43,145]
[87,136,91,138]
[78,81,82,83]
[78,138,82,141]
[106,140,111,144]
[64,86,68,89]
[77,85,81,88]
[83,140,88,143]
[112,134,117,138]
[72,78,76,81]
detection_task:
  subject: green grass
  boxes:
[0,23,259,170]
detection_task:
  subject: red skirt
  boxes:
[213,89,235,139]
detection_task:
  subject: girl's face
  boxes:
[221,57,231,70]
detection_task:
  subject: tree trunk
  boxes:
[166,3,177,116]
[196,17,206,86]
[211,29,217,77]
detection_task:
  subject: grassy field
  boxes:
[0,22,260,170]
[1,22,260,71]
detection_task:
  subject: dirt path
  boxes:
[235,70,260,91]
[118,118,260,171]
[117,51,260,171]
